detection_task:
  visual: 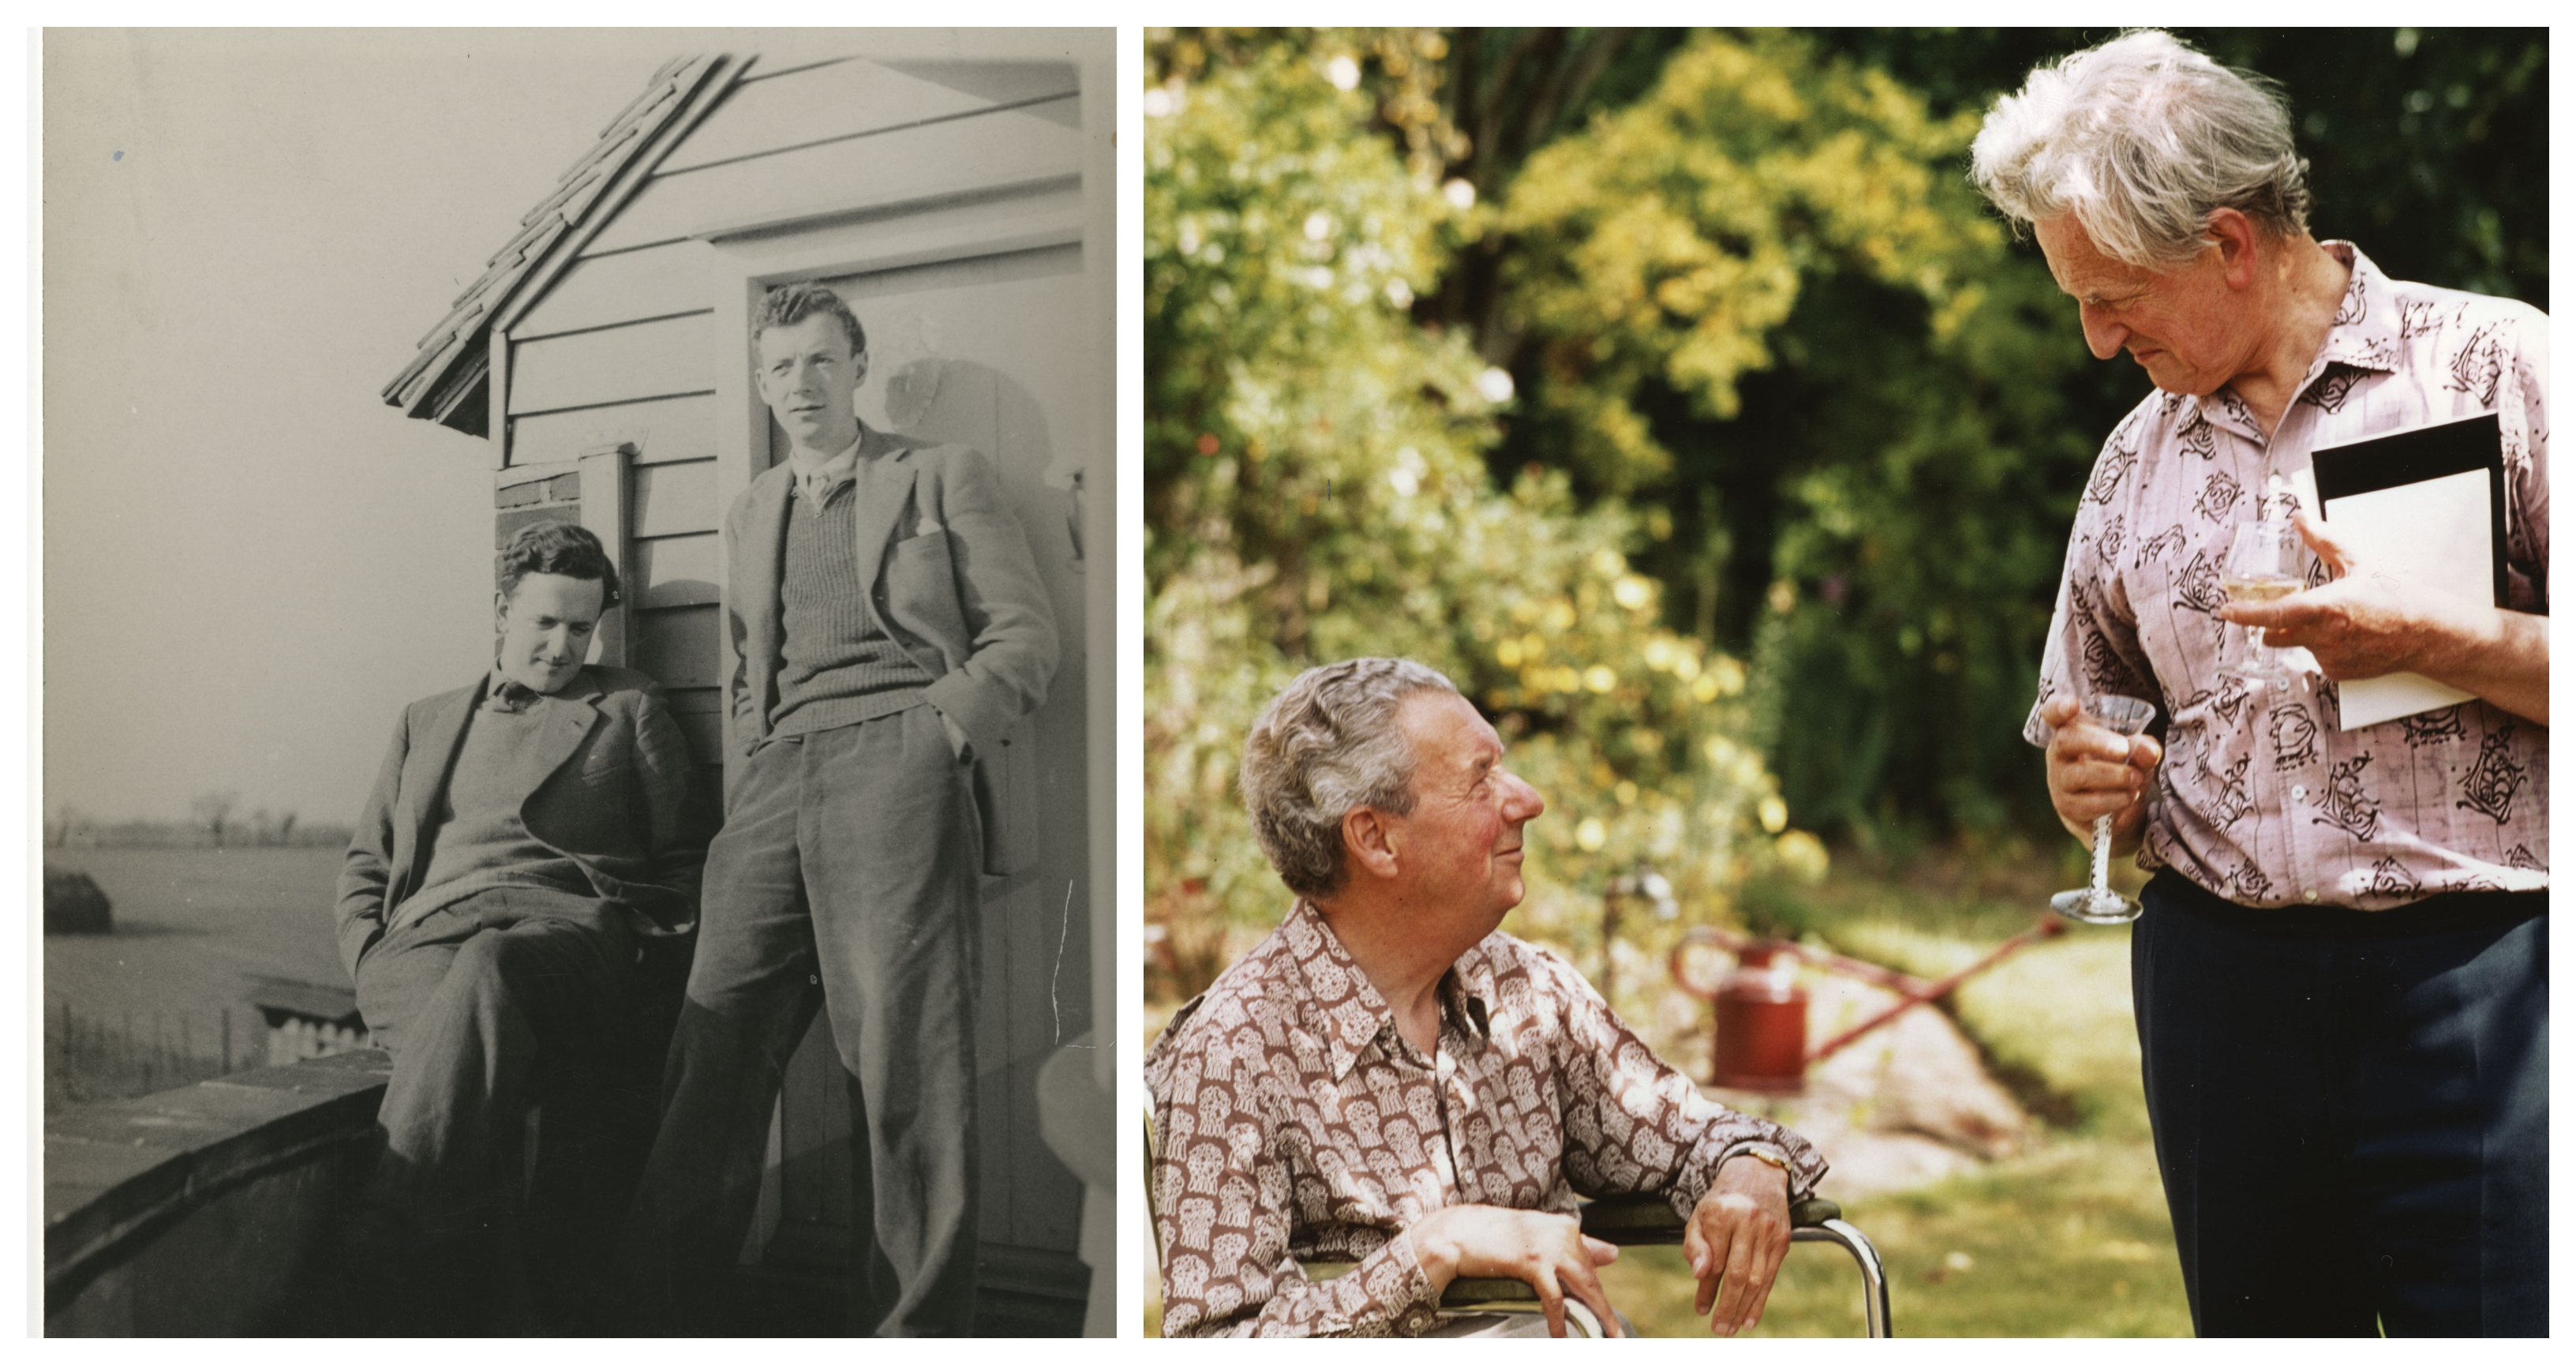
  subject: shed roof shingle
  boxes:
[383,53,740,436]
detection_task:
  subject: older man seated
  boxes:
[1148,658,1827,1337]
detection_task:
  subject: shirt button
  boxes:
[2290,785,2307,801]
[2305,889,2320,902]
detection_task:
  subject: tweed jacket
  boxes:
[333,666,710,981]
[724,425,1059,874]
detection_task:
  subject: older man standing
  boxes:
[1148,658,1825,1337]
[1973,32,2547,1336]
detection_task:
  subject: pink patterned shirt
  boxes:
[1147,899,1826,1337]
[2027,243,2548,909]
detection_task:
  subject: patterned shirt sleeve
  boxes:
[1150,1020,1441,1337]
[1537,948,1829,1219]
[2499,309,2548,613]
[2025,404,2166,748]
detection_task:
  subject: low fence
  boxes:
[44,1003,256,1113]
[47,999,374,1119]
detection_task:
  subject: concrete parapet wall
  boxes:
[45,1049,394,1335]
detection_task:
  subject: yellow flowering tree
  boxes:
[1145,31,1818,1010]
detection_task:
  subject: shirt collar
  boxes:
[1283,899,1495,1082]
[787,428,866,497]
[2306,242,2402,375]
[2188,240,2396,441]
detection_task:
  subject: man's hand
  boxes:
[2217,512,2548,725]
[1685,1154,1792,1337]
[2042,694,2164,853]
[2216,511,2444,680]
[1410,1205,1623,1337]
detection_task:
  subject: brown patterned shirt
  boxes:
[2027,243,2548,908]
[1147,900,1828,1337]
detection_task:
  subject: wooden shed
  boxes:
[383,33,1113,1333]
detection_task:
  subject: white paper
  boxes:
[2319,467,2488,729]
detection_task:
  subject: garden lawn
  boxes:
[1610,853,2190,1335]
[1602,1134,2187,1337]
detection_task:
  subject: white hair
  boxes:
[1970,30,2312,267]
[1240,658,1459,899]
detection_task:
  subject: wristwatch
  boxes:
[1720,1141,1792,1177]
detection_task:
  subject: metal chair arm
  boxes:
[1571,1192,1890,1337]
[1576,1191,1844,1244]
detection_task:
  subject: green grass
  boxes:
[1602,1135,2187,1337]
[1605,850,2189,1336]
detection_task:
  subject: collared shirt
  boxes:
[1146,900,1828,1338]
[2026,243,2548,909]
[788,430,864,512]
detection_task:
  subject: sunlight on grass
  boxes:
[1953,935,2150,1137]
[1601,1136,2188,1337]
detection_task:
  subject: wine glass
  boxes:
[2219,519,2302,686]
[2050,694,2159,925]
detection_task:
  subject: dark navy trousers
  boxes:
[2132,869,2547,1336]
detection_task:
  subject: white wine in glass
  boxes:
[2050,694,2159,925]
[2219,519,2302,685]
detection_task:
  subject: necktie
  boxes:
[489,679,544,713]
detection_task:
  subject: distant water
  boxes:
[42,847,348,1051]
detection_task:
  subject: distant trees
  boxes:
[46,804,88,849]
[189,791,241,848]
[131,793,313,848]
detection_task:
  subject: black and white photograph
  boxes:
[37,28,1114,1337]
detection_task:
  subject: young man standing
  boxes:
[624,282,1058,1335]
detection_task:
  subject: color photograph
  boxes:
[1140,26,2546,1338]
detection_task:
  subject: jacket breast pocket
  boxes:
[573,756,632,789]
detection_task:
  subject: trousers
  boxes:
[2133,868,2547,1336]
[350,884,649,1331]
[624,704,983,1336]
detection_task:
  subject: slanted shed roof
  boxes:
[245,974,364,1027]
[383,53,743,436]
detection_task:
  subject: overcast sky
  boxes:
[40,29,736,824]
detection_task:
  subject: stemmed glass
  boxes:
[2219,518,2302,686]
[2050,694,2159,925]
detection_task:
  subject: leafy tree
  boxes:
[1484,30,2127,846]
[1144,32,1818,1004]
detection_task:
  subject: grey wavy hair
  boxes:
[1970,30,2312,268]
[1240,658,1460,900]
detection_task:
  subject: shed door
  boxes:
[758,241,1093,1302]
